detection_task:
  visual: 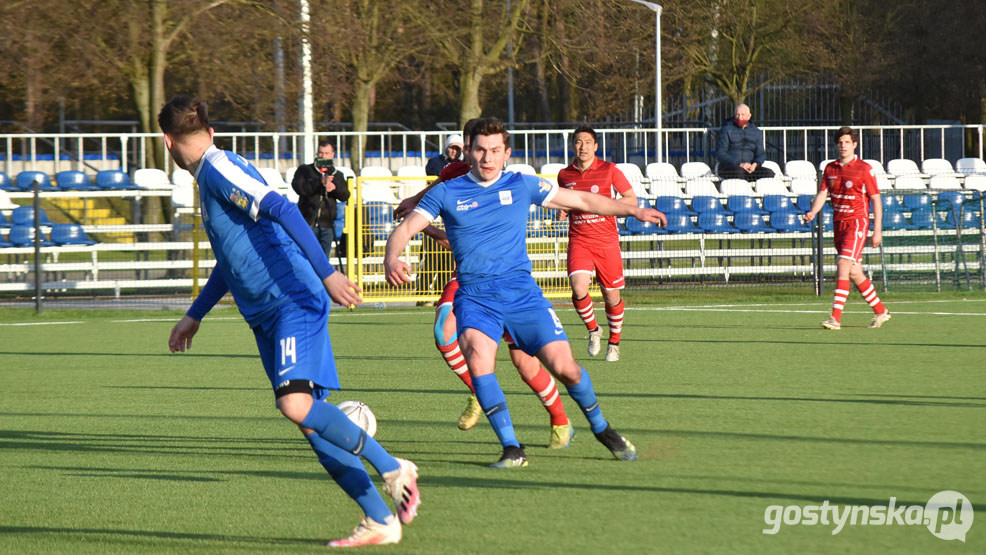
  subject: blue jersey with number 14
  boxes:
[414,171,558,286]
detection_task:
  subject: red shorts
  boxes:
[833,219,869,263]
[567,241,625,289]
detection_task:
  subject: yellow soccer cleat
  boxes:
[458,394,482,430]
[548,423,575,449]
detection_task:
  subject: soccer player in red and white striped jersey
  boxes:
[556,125,645,361]
[805,126,891,330]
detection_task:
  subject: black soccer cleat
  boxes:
[490,444,529,468]
[594,425,637,461]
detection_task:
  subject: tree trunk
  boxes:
[458,67,483,127]
[351,79,372,175]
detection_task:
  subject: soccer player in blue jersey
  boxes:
[384,117,666,468]
[159,95,419,547]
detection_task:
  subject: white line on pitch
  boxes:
[0,321,84,327]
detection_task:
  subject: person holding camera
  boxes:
[292,140,350,261]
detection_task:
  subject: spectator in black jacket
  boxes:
[716,104,775,182]
[425,134,464,176]
[291,140,350,260]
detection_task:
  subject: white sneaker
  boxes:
[869,311,891,328]
[382,458,420,524]
[587,328,602,356]
[605,343,620,362]
[821,317,841,330]
[327,515,401,547]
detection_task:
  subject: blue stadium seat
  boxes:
[769,211,809,232]
[0,211,10,228]
[909,208,935,230]
[55,170,98,191]
[690,195,728,214]
[8,225,53,246]
[937,210,956,230]
[734,212,775,233]
[16,171,55,191]
[334,201,347,239]
[665,213,700,234]
[12,206,54,226]
[820,207,834,231]
[529,205,565,236]
[762,194,794,214]
[50,223,97,246]
[796,194,814,213]
[697,212,738,233]
[363,201,394,243]
[935,191,964,212]
[902,194,931,212]
[0,171,13,191]
[0,233,12,248]
[625,216,666,235]
[881,194,905,216]
[726,195,766,216]
[655,196,692,216]
[956,210,981,229]
[96,169,139,190]
[883,212,913,230]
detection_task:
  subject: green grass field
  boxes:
[1,291,984,554]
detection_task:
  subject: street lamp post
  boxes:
[628,0,662,164]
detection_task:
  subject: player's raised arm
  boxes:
[384,211,433,286]
[546,187,667,226]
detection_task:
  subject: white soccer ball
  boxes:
[336,400,377,438]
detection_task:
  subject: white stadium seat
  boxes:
[719,179,756,197]
[171,185,195,208]
[134,168,172,190]
[864,159,889,176]
[683,178,718,198]
[680,161,715,179]
[645,162,682,181]
[789,178,817,196]
[337,165,356,182]
[651,182,684,198]
[784,160,817,181]
[928,176,962,190]
[396,165,429,198]
[360,165,393,178]
[284,166,298,186]
[955,157,986,175]
[921,158,961,178]
[396,165,427,178]
[754,178,789,196]
[257,167,286,188]
[761,160,786,180]
[818,159,833,172]
[962,175,986,191]
[616,163,647,198]
[172,169,194,188]
[505,163,536,175]
[539,163,567,176]
[875,174,893,192]
[892,175,927,190]
[887,159,928,178]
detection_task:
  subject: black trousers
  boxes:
[717,163,775,182]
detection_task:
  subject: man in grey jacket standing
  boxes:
[716,104,775,181]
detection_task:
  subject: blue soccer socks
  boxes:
[565,367,608,434]
[306,433,393,525]
[473,373,520,448]
[301,399,399,475]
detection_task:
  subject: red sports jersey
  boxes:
[556,158,633,246]
[821,157,880,221]
[438,162,470,183]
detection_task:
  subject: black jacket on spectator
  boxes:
[716,118,767,167]
[291,163,350,227]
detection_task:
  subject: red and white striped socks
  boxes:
[436,340,473,393]
[605,300,624,344]
[831,279,850,322]
[832,278,887,322]
[522,366,569,426]
[856,278,887,315]
[573,294,598,331]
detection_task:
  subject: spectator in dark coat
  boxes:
[716,104,775,181]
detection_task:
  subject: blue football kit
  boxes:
[414,170,568,355]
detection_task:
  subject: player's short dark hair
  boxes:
[317,139,336,151]
[158,95,210,136]
[572,124,597,143]
[468,117,510,149]
[835,126,858,144]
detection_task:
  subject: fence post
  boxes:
[33,176,42,313]
[813,214,823,296]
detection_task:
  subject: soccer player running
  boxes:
[394,121,575,449]
[385,117,667,468]
[556,125,636,361]
[160,96,419,547]
[804,126,891,330]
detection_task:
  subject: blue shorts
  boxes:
[252,298,340,399]
[454,273,568,356]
